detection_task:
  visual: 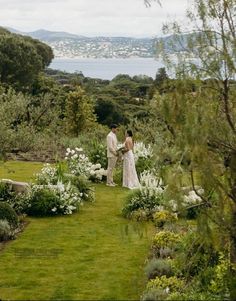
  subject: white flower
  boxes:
[51,207,57,212]
[95,163,101,169]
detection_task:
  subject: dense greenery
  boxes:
[0,0,236,298]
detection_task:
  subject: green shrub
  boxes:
[88,141,107,168]
[136,157,153,176]
[122,189,163,219]
[6,193,30,215]
[173,231,219,278]
[0,182,15,202]
[0,202,19,228]
[153,231,181,250]
[153,210,178,228]
[130,209,149,221]
[147,275,184,294]
[141,288,168,301]
[0,219,12,241]
[27,189,60,217]
[145,258,173,280]
[70,175,95,202]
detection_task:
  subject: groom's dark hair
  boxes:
[110,124,118,129]
[127,130,133,137]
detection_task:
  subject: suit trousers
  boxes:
[107,157,117,184]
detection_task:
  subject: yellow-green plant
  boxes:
[147,275,184,293]
[153,210,177,228]
[153,231,180,249]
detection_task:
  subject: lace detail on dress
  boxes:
[123,150,140,189]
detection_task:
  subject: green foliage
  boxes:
[145,258,173,280]
[173,231,219,278]
[87,141,107,168]
[27,188,60,217]
[136,157,154,176]
[0,31,53,90]
[70,175,95,202]
[0,202,19,229]
[153,210,178,228]
[65,86,97,136]
[147,275,184,292]
[122,189,163,218]
[0,219,12,242]
[153,231,181,250]
[0,182,14,202]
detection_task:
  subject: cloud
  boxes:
[0,0,190,37]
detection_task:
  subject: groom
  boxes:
[106,124,118,186]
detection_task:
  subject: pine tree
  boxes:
[65,86,97,136]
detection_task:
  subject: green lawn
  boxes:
[0,161,154,300]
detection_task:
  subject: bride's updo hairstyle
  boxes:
[127,130,133,137]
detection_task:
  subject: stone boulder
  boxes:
[1,179,30,193]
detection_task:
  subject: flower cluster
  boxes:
[65,147,106,182]
[134,142,153,162]
[89,163,107,182]
[35,163,58,185]
[122,171,166,218]
[65,147,91,178]
[167,188,204,213]
[139,171,166,210]
[30,181,81,215]
[51,181,82,215]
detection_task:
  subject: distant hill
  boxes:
[5,28,187,59]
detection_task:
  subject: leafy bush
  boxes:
[147,275,184,292]
[27,188,60,217]
[122,171,165,218]
[173,231,219,278]
[6,192,30,215]
[141,288,168,301]
[136,157,154,176]
[153,231,181,250]
[70,175,95,202]
[0,219,13,241]
[0,182,15,202]
[27,183,82,216]
[130,208,149,221]
[0,202,19,228]
[145,258,173,280]
[88,141,107,168]
[153,210,178,228]
[122,189,163,218]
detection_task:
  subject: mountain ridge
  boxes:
[5,27,183,59]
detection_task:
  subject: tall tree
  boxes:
[0,29,54,90]
[65,86,97,136]
[150,0,236,299]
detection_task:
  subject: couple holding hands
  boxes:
[106,124,140,189]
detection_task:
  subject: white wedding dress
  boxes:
[123,141,140,189]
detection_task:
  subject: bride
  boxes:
[122,130,140,189]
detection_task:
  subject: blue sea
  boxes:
[49,58,164,80]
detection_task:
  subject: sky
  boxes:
[0,0,191,37]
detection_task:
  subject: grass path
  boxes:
[0,162,154,300]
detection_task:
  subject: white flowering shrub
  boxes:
[35,163,59,185]
[27,181,82,216]
[133,142,154,176]
[134,142,153,162]
[122,170,166,219]
[89,163,107,182]
[65,147,106,182]
[167,188,204,219]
